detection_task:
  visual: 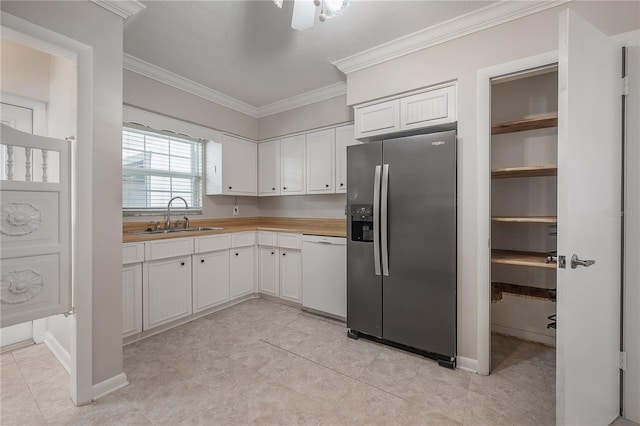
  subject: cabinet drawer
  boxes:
[257,231,278,247]
[123,242,144,264]
[231,232,256,248]
[355,99,400,140]
[400,85,456,130]
[144,238,194,261]
[195,234,231,253]
[278,233,302,250]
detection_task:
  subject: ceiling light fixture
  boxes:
[281,0,349,30]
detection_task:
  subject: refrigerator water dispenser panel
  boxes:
[351,204,374,242]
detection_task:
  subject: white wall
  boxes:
[48,54,76,139]
[346,0,640,367]
[1,0,126,392]
[124,70,258,141]
[0,38,50,102]
[258,95,352,140]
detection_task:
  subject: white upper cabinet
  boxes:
[258,140,281,196]
[400,85,456,131]
[335,125,360,194]
[280,134,306,195]
[355,84,456,140]
[207,134,257,196]
[306,128,335,194]
[355,99,400,140]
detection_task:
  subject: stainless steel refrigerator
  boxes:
[346,129,457,368]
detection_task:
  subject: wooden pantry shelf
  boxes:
[491,249,556,269]
[492,216,557,224]
[491,115,558,135]
[491,281,556,303]
[491,165,557,179]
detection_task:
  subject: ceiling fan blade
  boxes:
[291,0,315,30]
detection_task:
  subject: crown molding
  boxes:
[256,82,347,118]
[333,0,572,75]
[90,1,146,19]
[123,54,259,117]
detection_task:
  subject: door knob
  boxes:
[571,254,595,269]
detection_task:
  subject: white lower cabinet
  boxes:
[192,249,230,313]
[279,249,302,303]
[258,246,279,297]
[258,232,302,303]
[122,263,142,337]
[230,246,255,299]
[143,255,192,330]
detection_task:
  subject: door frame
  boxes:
[476,51,558,376]
[1,12,94,405]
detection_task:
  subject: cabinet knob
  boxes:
[272,187,276,191]
[180,261,185,266]
[282,252,286,256]
[200,259,205,263]
[271,251,275,255]
[340,183,344,187]
[235,252,239,256]
[283,187,287,190]
[228,186,232,189]
[325,184,329,188]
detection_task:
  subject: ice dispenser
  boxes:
[351,204,374,242]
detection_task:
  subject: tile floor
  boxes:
[2,298,560,425]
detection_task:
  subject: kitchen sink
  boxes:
[129,226,225,235]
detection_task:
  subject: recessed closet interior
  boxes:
[489,65,559,369]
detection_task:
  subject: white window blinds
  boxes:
[122,125,203,214]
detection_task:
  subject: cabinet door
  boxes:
[279,249,302,303]
[122,263,142,337]
[230,246,255,299]
[193,250,230,313]
[258,246,279,297]
[335,125,360,194]
[258,140,281,196]
[222,134,257,196]
[400,85,456,131]
[306,129,335,194]
[143,256,192,330]
[280,135,306,195]
[355,99,400,140]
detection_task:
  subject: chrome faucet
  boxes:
[166,196,189,230]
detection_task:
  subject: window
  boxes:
[122,125,203,214]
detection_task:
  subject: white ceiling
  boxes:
[123,0,495,109]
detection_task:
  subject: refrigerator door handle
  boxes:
[373,165,382,276]
[381,164,389,276]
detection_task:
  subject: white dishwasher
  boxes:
[302,235,347,320]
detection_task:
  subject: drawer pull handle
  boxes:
[235,252,239,256]
[180,261,185,266]
[201,259,205,263]
[282,253,286,256]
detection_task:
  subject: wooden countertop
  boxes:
[123,217,346,243]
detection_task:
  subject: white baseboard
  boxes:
[457,356,478,373]
[93,373,129,401]
[44,331,70,375]
[491,324,556,347]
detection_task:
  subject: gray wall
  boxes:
[1,0,126,388]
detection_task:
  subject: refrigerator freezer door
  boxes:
[346,142,383,338]
[381,131,457,357]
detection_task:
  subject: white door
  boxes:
[280,135,305,195]
[279,249,302,303]
[556,9,622,425]
[306,129,335,194]
[258,140,281,196]
[258,246,279,297]
[193,250,230,313]
[335,125,359,194]
[222,134,257,195]
[0,125,70,327]
[230,246,255,299]
[143,256,192,330]
[122,263,142,337]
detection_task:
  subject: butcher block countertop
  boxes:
[123,217,347,243]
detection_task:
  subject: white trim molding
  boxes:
[333,0,570,75]
[456,356,478,374]
[92,373,129,401]
[44,332,71,375]
[90,1,145,20]
[256,82,347,118]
